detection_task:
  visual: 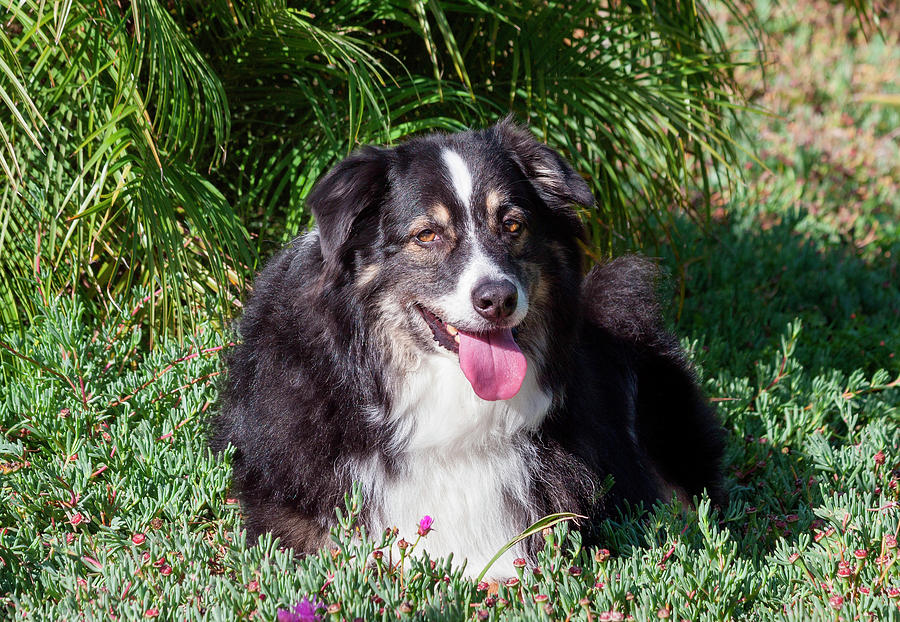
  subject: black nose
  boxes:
[472,279,518,321]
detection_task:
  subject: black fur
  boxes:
[210,120,725,562]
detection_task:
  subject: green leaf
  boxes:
[475,512,585,583]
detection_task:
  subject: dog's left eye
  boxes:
[502,219,523,234]
[415,229,438,244]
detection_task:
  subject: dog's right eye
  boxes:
[415,229,438,244]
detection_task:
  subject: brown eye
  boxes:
[416,229,437,243]
[503,219,522,234]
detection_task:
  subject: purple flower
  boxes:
[278,597,324,622]
[417,515,434,537]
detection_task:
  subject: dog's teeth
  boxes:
[454,334,460,344]
[446,324,458,336]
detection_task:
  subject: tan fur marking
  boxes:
[429,202,451,227]
[485,190,503,219]
[356,264,381,288]
[529,274,552,308]
[374,294,420,369]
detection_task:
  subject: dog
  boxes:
[210,119,724,576]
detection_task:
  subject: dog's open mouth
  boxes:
[416,305,527,401]
[418,305,461,353]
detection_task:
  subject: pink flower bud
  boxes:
[417,515,433,537]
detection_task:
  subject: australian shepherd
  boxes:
[211,119,724,576]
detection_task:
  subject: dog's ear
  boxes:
[306,146,391,272]
[491,117,594,210]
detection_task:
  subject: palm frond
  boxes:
[0,1,249,339]
[1,0,807,334]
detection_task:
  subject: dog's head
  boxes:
[306,119,593,401]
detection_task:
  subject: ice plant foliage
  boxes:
[2,260,900,620]
[277,597,324,622]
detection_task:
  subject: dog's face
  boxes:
[306,120,593,401]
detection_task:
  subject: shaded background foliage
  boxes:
[0,0,754,338]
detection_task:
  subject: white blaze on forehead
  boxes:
[437,148,528,327]
[441,149,473,209]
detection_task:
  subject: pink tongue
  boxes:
[457,329,528,401]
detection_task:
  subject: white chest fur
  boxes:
[353,352,552,577]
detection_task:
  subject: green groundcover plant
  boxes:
[0,256,898,619]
